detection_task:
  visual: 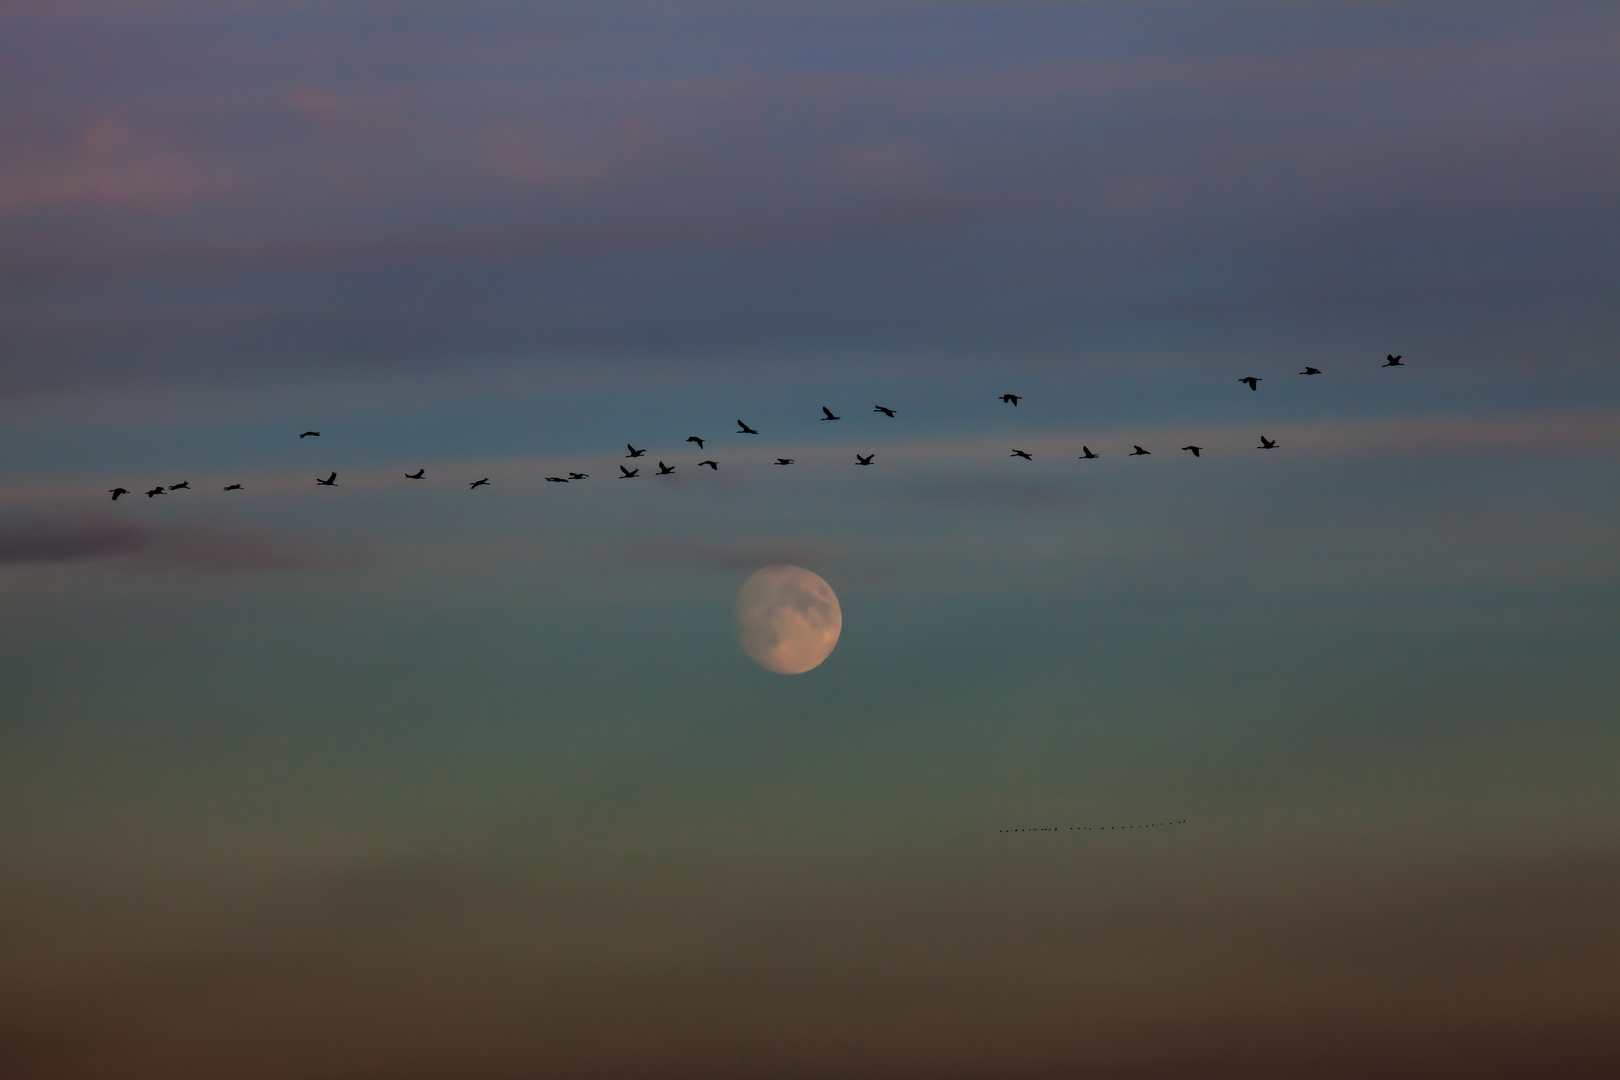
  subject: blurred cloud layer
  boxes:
[3,1,1618,391]
[1,3,1618,1077]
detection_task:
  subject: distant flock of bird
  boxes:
[105,355,1405,500]
[998,819,1189,833]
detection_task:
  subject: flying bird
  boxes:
[737,420,758,434]
[470,478,490,489]
[109,488,129,500]
[855,454,873,465]
[168,481,190,490]
[697,460,718,470]
[656,462,675,475]
[1257,436,1278,449]
[568,472,589,480]
[1385,354,1404,366]
[775,458,795,465]
[405,469,425,479]
[1182,446,1203,457]
[145,486,165,497]
[316,472,337,486]
[1130,445,1151,456]
[686,436,705,449]
[1300,366,1321,375]
[620,466,639,478]
[1010,449,1032,460]
[223,483,243,491]
[1001,394,1021,406]
[1239,377,1261,390]
[873,406,896,417]
[299,431,320,438]
[821,406,840,421]
[626,444,646,458]
[1079,446,1098,459]
[545,476,569,483]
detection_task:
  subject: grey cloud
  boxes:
[2,3,1617,393]
[0,518,366,571]
[0,519,148,562]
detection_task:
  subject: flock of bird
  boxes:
[104,355,1405,500]
[998,819,1189,833]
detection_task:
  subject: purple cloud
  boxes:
[0,519,149,562]
[0,518,366,571]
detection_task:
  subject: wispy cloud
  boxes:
[0,519,146,562]
[3,4,1616,391]
[0,122,219,218]
[0,518,367,571]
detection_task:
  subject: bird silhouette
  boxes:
[168,481,190,491]
[145,486,165,497]
[1239,377,1261,390]
[821,406,840,421]
[874,405,896,417]
[620,466,639,478]
[316,472,337,486]
[545,476,569,483]
[1011,449,1032,460]
[856,454,873,465]
[1080,446,1099,459]
[626,444,646,458]
[1182,445,1203,457]
[1001,394,1021,406]
[109,487,129,500]
[686,436,705,449]
[470,478,490,489]
[775,458,795,465]
[299,431,320,438]
[223,483,243,491]
[1130,445,1151,456]
[737,420,758,434]
[1257,436,1278,449]
[1300,366,1322,375]
[698,460,718,470]
[405,469,425,479]
[569,472,589,480]
[1385,354,1404,366]
[656,462,675,475]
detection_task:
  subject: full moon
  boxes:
[735,565,842,674]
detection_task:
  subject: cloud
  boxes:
[0,518,366,571]
[0,519,148,562]
[2,4,1617,394]
[0,122,214,218]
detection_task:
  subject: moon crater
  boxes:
[735,565,842,675]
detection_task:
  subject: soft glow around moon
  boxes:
[735,565,842,674]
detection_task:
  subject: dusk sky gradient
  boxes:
[2,3,1618,1077]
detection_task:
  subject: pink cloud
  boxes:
[0,121,215,217]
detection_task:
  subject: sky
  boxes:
[2,2,1618,1076]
